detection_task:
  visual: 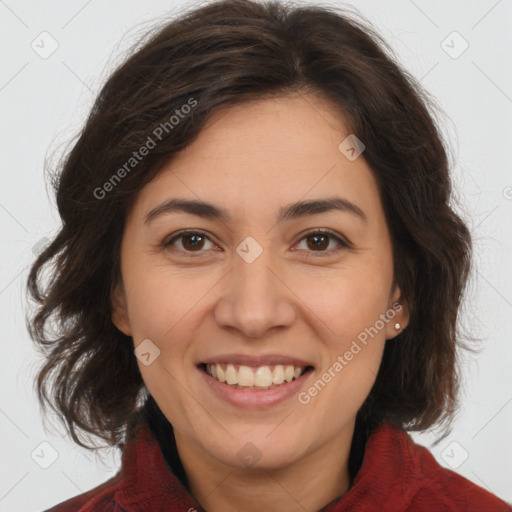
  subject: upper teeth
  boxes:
[207,363,304,387]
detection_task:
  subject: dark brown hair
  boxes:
[27,0,471,449]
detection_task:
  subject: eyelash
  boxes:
[162,228,351,258]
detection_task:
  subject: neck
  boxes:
[174,422,354,512]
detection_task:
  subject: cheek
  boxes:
[123,260,220,340]
[294,261,392,346]
[292,260,391,409]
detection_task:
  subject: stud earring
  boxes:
[394,323,401,330]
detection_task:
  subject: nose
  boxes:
[213,248,297,339]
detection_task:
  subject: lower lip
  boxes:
[199,366,313,409]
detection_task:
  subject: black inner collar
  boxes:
[143,394,370,493]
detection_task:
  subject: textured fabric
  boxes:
[44,423,511,512]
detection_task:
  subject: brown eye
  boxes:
[295,229,350,256]
[181,233,206,251]
[163,230,215,254]
[163,228,350,258]
[306,233,330,251]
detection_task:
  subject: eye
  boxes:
[163,230,216,255]
[162,228,350,257]
[294,228,351,257]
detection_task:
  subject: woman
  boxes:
[27,0,511,510]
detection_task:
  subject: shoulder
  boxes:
[42,472,122,512]
[337,423,511,512]
[387,425,511,511]
[41,424,145,512]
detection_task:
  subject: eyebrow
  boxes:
[144,197,367,225]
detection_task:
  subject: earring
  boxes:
[394,323,401,330]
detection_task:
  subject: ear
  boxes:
[111,279,132,336]
[385,286,410,340]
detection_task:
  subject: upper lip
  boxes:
[200,354,314,368]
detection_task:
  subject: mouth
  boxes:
[199,362,315,390]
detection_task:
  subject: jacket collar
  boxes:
[112,422,422,511]
[113,424,202,510]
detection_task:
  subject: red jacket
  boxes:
[45,423,511,511]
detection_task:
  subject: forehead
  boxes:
[179,93,352,173]
[129,93,384,226]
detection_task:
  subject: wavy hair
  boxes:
[26,0,472,449]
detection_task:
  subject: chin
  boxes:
[205,429,309,470]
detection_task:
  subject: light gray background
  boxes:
[1,0,511,510]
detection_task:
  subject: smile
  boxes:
[201,363,312,389]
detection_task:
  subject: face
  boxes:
[112,93,408,471]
